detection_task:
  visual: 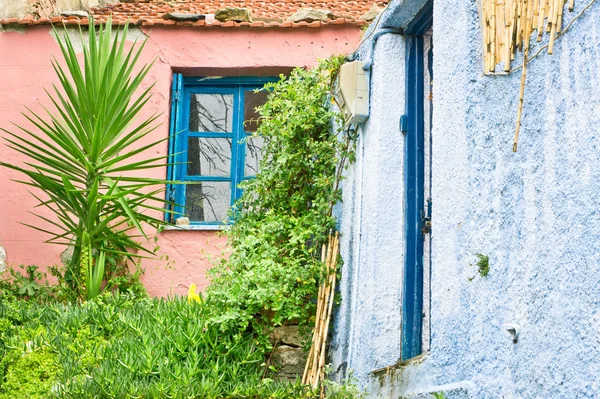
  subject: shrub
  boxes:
[0,347,59,399]
[206,56,355,346]
[0,294,315,398]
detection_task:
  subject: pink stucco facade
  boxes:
[0,25,362,297]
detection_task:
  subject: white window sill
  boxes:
[162,224,225,231]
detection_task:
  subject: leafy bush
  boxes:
[0,347,59,399]
[0,265,55,302]
[0,295,364,398]
[0,262,146,304]
[206,57,355,344]
[0,294,314,398]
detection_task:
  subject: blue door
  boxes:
[401,3,433,361]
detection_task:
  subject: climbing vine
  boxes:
[206,56,356,344]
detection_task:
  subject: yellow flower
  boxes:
[187,284,201,303]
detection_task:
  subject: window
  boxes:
[167,75,275,227]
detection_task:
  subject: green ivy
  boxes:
[206,56,356,342]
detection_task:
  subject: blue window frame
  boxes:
[401,1,433,361]
[167,75,276,226]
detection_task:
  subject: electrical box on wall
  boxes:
[334,61,369,126]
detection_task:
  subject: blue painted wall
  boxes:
[331,0,600,397]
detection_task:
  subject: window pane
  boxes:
[187,138,231,177]
[185,182,231,223]
[245,136,264,176]
[189,94,233,133]
[243,90,269,132]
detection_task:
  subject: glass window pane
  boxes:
[187,138,231,177]
[189,93,233,133]
[243,90,269,132]
[185,182,231,223]
[244,136,264,176]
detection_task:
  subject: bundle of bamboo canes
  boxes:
[479,0,574,74]
[302,232,339,394]
[480,0,578,151]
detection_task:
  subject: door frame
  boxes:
[401,1,433,362]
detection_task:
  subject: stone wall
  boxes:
[270,326,308,381]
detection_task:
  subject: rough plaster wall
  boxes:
[0,25,363,297]
[333,0,600,397]
[330,33,406,383]
[0,0,33,20]
[51,27,147,53]
[55,0,114,12]
[0,0,113,19]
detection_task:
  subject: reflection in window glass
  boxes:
[243,90,269,132]
[189,94,233,133]
[171,76,277,225]
[187,138,232,177]
[244,136,264,176]
[185,182,231,222]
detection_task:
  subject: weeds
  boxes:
[0,294,361,398]
[468,253,490,282]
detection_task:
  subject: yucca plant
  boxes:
[0,18,175,299]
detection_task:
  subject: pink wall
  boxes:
[0,24,361,297]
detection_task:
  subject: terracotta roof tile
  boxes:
[0,0,387,28]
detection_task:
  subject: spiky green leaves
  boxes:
[0,17,175,299]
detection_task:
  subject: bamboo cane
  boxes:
[537,0,547,41]
[511,0,520,58]
[548,0,560,53]
[497,1,505,68]
[516,0,524,49]
[547,0,555,31]
[556,0,564,31]
[316,233,339,391]
[309,239,332,386]
[310,235,334,387]
[568,0,575,11]
[513,0,533,151]
[532,0,539,29]
[483,0,491,72]
[496,2,499,67]
[526,0,535,44]
[498,1,504,65]
[504,1,512,70]
[479,0,487,72]
[491,0,497,70]
[302,243,328,385]
[302,232,340,390]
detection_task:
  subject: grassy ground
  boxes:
[0,294,314,398]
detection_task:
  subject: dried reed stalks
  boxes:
[478,0,578,151]
[302,232,340,397]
